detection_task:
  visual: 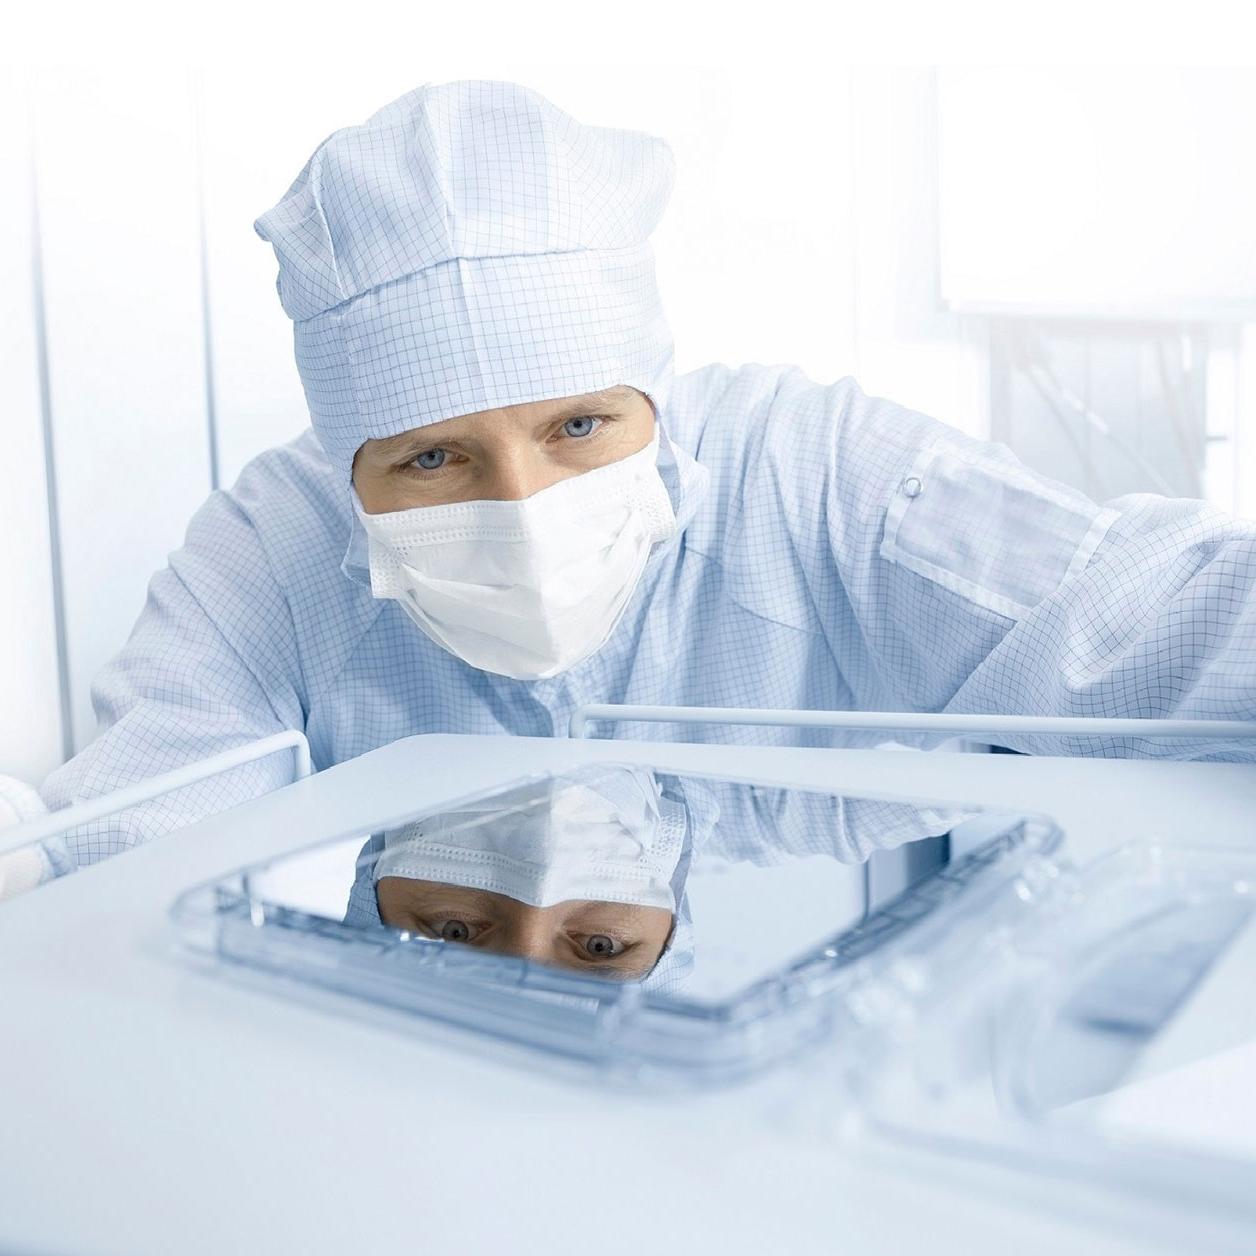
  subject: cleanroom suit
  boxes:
[34,81,1256,880]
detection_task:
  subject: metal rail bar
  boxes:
[567,704,1256,744]
[0,731,312,858]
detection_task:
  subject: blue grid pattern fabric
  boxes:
[254,81,677,487]
[36,362,1256,884]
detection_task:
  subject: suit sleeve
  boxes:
[801,374,1256,760]
[38,492,308,871]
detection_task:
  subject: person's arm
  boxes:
[785,371,1256,760]
[38,493,308,873]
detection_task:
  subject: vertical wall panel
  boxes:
[0,73,65,784]
[32,67,211,752]
[1204,333,1238,515]
[1238,327,1256,521]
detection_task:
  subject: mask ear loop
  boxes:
[641,407,692,541]
[644,772,716,986]
[645,814,695,987]
[662,800,693,905]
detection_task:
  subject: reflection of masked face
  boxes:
[374,768,686,910]
[362,768,690,983]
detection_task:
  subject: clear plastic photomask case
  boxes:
[171,757,1256,1232]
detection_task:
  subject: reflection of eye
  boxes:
[438,919,473,943]
[413,449,447,471]
[583,933,623,957]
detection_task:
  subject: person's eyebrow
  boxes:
[397,888,504,912]
[368,388,637,458]
[563,901,664,927]
[543,386,636,417]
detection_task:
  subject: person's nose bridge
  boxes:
[497,909,557,962]
[483,441,564,502]
[484,452,550,499]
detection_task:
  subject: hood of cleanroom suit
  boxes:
[253,79,680,490]
[251,78,705,600]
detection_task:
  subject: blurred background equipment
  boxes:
[937,67,1256,510]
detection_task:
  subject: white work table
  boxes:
[2,736,1254,1256]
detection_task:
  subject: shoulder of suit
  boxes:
[666,362,863,450]
[179,429,350,587]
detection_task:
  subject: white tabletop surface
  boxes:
[3,735,1255,1256]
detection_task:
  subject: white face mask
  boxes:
[373,769,687,911]
[356,431,677,680]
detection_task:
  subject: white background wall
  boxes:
[3,64,1254,785]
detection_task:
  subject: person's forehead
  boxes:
[367,386,640,453]
[379,877,665,925]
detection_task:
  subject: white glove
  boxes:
[0,776,49,900]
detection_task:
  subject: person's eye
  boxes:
[410,448,448,471]
[582,933,624,958]
[437,919,474,943]
[561,415,604,439]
